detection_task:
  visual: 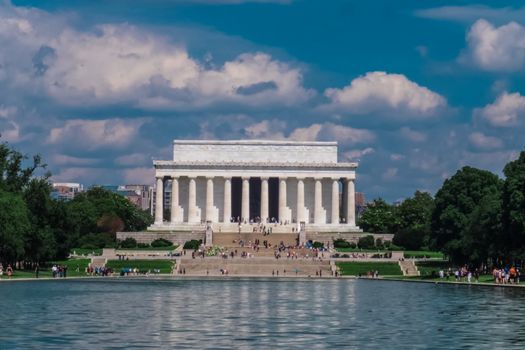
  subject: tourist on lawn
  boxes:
[6,264,13,278]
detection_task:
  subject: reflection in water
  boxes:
[1,279,525,349]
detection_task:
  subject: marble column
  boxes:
[314,178,323,224]
[346,178,356,226]
[331,178,339,224]
[241,177,250,222]
[206,177,214,222]
[223,177,231,223]
[296,178,305,223]
[170,177,180,223]
[260,177,269,223]
[154,176,164,225]
[279,177,287,223]
[188,177,197,223]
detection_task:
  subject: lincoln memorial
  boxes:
[148,140,361,234]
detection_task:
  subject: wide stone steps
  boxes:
[179,258,331,276]
[90,257,107,268]
[399,260,419,276]
[212,232,299,247]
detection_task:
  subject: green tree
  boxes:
[357,198,399,233]
[502,151,525,259]
[0,190,30,265]
[68,187,153,247]
[393,191,434,250]
[431,166,502,264]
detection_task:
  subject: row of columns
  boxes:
[154,176,356,226]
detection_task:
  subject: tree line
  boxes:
[0,140,153,267]
[358,151,525,265]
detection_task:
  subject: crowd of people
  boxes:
[0,264,13,278]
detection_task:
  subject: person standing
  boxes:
[35,264,40,279]
[7,264,13,278]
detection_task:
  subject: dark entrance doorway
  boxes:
[268,177,279,222]
[231,177,242,221]
[249,177,261,221]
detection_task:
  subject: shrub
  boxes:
[120,237,138,249]
[78,232,116,249]
[334,238,352,248]
[137,243,149,248]
[183,239,202,250]
[312,241,324,249]
[349,242,357,249]
[357,235,375,249]
[375,238,384,249]
[151,238,173,247]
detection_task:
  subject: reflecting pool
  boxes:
[1,278,525,349]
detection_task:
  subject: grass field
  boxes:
[0,258,91,279]
[105,260,174,274]
[337,262,402,276]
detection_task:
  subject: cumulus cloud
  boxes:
[415,5,525,24]
[244,119,287,139]
[288,123,375,145]
[122,167,154,184]
[468,132,503,150]
[474,92,525,127]
[399,127,427,143]
[51,154,100,166]
[463,19,525,71]
[0,4,312,109]
[47,118,148,150]
[342,147,375,161]
[323,72,446,116]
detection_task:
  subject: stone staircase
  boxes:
[212,232,299,247]
[90,257,107,268]
[179,257,331,277]
[399,260,419,276]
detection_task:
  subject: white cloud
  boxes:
[324,71,446,115]
[399,127,427,142]
[0,4,312,109]
[342,147,375,161]
[47,118,147,150]
[122,167,154,184]
[474,92,525,127]
[415,5,525,24]
[51,154,100,166]
[382,167,398,181]
[116,153,151,166]
[244,119,287,139]
[468,132,503,150]
[464,19,525,71]
[288,123,375,145]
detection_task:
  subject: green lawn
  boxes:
[105,260,174,274]
[403,251,444,259]
[416,261,453,277]
[337,262,402,276]
[0,258,91,279]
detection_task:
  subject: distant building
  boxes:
[355,192,366,217]
[118,184,151,211]
[51,182,84,201]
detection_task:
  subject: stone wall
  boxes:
[306,232,394,245]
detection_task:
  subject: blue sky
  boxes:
[1,0,525,201]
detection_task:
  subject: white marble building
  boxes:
[148,140,360,232]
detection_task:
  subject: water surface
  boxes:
[1,278,524,349]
